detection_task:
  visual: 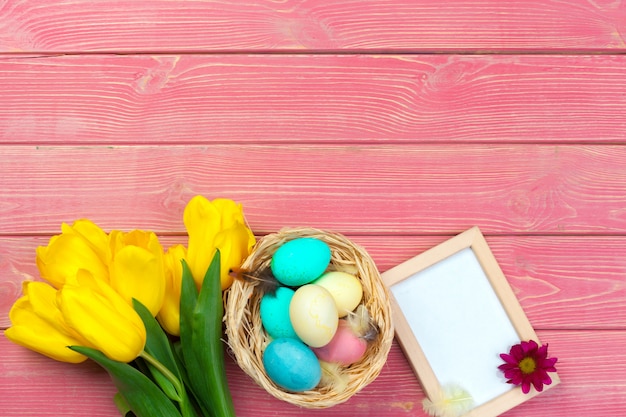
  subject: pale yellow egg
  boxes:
[312,271,363,317]
[289,284,338,348]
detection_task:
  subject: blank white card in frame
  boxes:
[389,247,519,407]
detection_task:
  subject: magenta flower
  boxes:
[499,340,558,394]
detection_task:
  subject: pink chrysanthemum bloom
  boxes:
[498,340,558,394]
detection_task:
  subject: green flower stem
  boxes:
[139,349,199,417]
[139,350,184,399]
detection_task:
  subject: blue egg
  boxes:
[270,238,331,286]
[263,338,321,392]
[260,287,300,340]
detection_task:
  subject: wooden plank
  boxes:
[1,144,626,235]
[0,1,624,53]
[1,330,624,416]
[2,235,625,330]
[1,54,626,145]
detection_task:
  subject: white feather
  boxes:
[345,305,378,341]
[422,383,474,417]
[319,361,349,394]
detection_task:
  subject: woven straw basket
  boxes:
[224,227,394,408]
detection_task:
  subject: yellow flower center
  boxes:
[519,357,537,374]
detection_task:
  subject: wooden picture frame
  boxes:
[381,226,559,417]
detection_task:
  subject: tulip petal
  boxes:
[109,245,165,316]
[157,244,187,336]
[4,324,87,363]
[211,198,246,229]
[184,195,221,285]
[60,271,146,363]
[62,219,110,264]
[5,283,87,363]
[108,229,166,316]
[36,233,109,288]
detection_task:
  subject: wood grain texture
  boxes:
[2,330,624,416]
[1,3,625,416]
[0,0,624,53]
[3,234,624,330]
[1,54,626,145]
[1,144,626,235]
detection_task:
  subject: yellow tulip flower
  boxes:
[157,244,187,336]
[184,195,221,286]
[36,219,109,288]
[212,198,249,229]
[213,223,256,290]
[108,229,166,316]
[183,195,255,290]
[59,270,147,363]
[4,281,88,363]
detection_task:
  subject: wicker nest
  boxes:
[224,227,394,408]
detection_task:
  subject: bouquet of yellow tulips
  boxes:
[4,196,256,417]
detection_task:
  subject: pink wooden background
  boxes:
[1,1,626,416]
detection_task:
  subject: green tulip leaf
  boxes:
[171,340,191,388]
[70,346,182,417]
[132,299,183,401]
[113,391,134,417]
[179,260,199,354]
[170,340,205,417]
[179,251,236,417]
[179,259,212,417]
[193,251,236,417]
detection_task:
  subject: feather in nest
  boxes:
[230,266,281,296]
[319,361,350,394]
[422,383,474,417]
[345,304,378,342]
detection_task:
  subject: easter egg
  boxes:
[312,271,363,317]
[312,319,368,365]
[263,338,322,392]
[289,284,338,348]
[260,287,300,340]
[271,238,331,286]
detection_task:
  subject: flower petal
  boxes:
[36,233,109,288]
[60,271,146,363]
[509,343,525,360]
[184,195,221,285]
[109,244,165,316]
[499,353,519,365]
[62,219,110,264]
[5,282,87,363]
[157,244,187,336]
[531,376,545,392]
[523,340,539,354]
[212,198,247,229]
[539,369,553,385]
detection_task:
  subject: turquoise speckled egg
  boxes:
[260,287,300,340]
[263,338,322,392]
[270,238,331,286]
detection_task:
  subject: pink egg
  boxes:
[312,320,368,365]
